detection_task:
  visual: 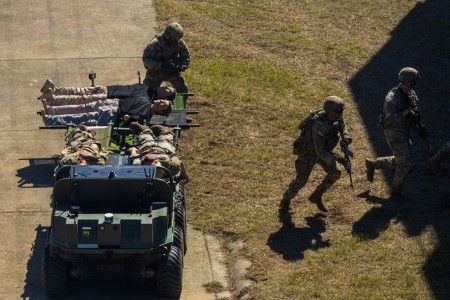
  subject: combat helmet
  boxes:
[398,67,420,84]
[323,96,345,113]
[163,22,184,43]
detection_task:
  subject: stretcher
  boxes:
[40,72,197,298]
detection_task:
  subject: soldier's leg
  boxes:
[316,160,342,193]
[309,160,342,212]
[155,129,176,154]
[143,71,164,91]
[167,73,189,102]
[42,111,97,126]
[44,101,98,115]
[45,94,106,106]
[391,139,412,194]
[280,158,315,211]
[52,86,107,96]
[365,131,400,182]
[150,125,174,136]
[365,155,395,182]
[134,129,157,146]
[428,141,450,176]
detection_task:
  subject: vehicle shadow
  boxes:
[349,0,450,298]
[21,226,177,300]
[16,157,58,188]
[267,213,330,261]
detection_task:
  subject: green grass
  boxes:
[154,0,449,299]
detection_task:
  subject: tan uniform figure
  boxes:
[142,22,190,99]
[128,122,188,181]
[365,67,422,197]
[59,126,108,166]
[280,96,351,213]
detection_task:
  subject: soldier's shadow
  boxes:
[16,157,58,188]
[351,190,411,240]
[267,213,330,261]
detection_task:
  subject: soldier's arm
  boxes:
[142,40,163,70]
[384,96,407,127]
[311,120,336,166]
[178,40,190,69]
[340,117,352,143]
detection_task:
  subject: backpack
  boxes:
[292,109,321,155]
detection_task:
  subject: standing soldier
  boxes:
[428,141,450,176]
[365,67,422,198]
[142,22,190,100]
[279,96,352,213]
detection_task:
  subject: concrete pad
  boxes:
[0,1,230,299]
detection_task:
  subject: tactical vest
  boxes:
[292,110,322,155]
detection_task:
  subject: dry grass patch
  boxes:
[155,0,450,299]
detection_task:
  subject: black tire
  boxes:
[178,184,186,200]
[155,226,184,298]
[175,201,187,254]
[42,247,69,298]
[172,224,185,258]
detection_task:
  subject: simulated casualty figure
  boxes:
[59,125,109,167]
[40,85,174,126]
[38,79,175,106]
[127,122,189,183]
[280,96,352,213]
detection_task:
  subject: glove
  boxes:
[179,64,188,72]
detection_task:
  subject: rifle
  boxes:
[407,92,432,153]
[338,118,354,188]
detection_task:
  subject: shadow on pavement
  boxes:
[16,157,58,188]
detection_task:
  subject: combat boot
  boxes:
[428,155,443,176]
[40,79,55,94]
[38,89,53,100]
[389,185,406,201]
[150,124,173,135]
[129,122,148,134]
[308,190,327,212]
[365,158,376,182]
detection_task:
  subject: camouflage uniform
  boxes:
[281,96,351,212]
[59,126,108,166]
[130,124,182,175]
[142,22,190,95]
[40,86,108,106]
[366,67,421,193]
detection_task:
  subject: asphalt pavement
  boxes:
[0,1,228,299]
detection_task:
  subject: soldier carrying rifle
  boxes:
[279,96,352,214]
[365,67,428,199]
